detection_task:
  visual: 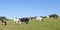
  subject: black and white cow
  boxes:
[1,19,7,25]
[13,18,29,24]
[19,18,29,24]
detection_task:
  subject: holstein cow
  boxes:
[19,18,29,24]
[1,19,7,25]
[36,16,43,21]
[13,18,29,24]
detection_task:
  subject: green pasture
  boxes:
[0,18,60,30]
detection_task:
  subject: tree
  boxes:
[49,14,59,19]
[43,16,47,18]
[0,16,7,20]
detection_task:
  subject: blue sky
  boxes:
[0,0,60,19]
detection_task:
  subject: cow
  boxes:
[1,19,7,26]
[36,16,44,21]
[13,18,29,24]
[19,18,29,24]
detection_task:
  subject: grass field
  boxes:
[0,18,60,30]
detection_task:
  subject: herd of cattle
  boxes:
[13,16,44,25]
[0,16,46,26]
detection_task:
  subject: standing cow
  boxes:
[19,18,29,24]
[13,18,29,24]
[1,19,7,26]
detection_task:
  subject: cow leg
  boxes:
[25,21,29,24]
[5,21,7,25]
[41,19,43,21]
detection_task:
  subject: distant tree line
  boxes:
[0,14,59,21]
[0,16,7,20]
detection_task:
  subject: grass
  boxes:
[0,18,60,30]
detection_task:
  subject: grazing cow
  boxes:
[36,16,43,21]
[19,18,29,24]
[1,19,7,25]
[13,18,29,24]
